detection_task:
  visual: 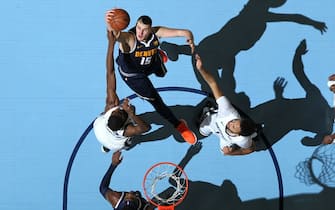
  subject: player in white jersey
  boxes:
[323,74,335,144]
[94,98,151,153]
[195,54,257,155]
[94,31,150,153]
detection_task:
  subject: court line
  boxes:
[62,86,283,210]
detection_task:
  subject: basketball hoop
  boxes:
[142,162,189,210]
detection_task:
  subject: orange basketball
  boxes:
[109,8,130,31]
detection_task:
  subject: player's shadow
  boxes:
[161,0,326,94]
[249,40,333,148]
[130,97,215,147]
[130,47,333,149]
[156,1,328,150]
[251,79,333,149]
[167,142,335,210]
[164,40,333,150]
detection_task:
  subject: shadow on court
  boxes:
[123,2,334,209]
[131,97,214,146]
[159,0,330,148]
[248,39,333,149]
[161,0,326,94]
[99,2,333,209]
[131,39,333,151]
[172,142,335,210]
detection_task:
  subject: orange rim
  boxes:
[142,161,189,208]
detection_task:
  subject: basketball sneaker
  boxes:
[176,119,197,145]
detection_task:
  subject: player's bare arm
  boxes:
[100,151,123,207]
[222,143,255,156]
[116,32,136,53]
[105,31,119,112]
[105,10,135,53]
[121,99,151,136]
[195,54,224,100]
[154,26,195,53]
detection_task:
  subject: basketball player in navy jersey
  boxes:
[104,10,197,145]
[100,150,155,210]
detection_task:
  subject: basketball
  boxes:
[108,8,130,31]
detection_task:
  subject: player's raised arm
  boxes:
[195,54,223,100]
[105,9,135,53]
[99,151,123,207]
[155,26,195,53]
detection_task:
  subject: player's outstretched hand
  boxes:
[105,10,114,32]
[107,29,116,43]
[322,135,335,144]
[121,98,135,114]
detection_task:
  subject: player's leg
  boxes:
[147,96,197,145]
[121,75,197,144]
[153,49,168,77]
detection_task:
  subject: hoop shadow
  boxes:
[168,142,335,210]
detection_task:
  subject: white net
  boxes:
[143,162,188,207]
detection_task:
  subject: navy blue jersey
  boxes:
[115,28,180,127]
[114,191,151,210]
[117,28,161,75]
